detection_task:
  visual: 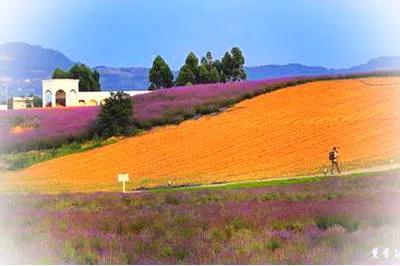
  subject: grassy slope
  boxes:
[2,77,400,193]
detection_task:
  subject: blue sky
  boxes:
[0,0,399,69]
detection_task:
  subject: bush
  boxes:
[315,215,359,232]
[197,104,218,115]
[261,192,281,201]
[95,91,135,138]
[286,222,305,233]
[265,239,282,251]
[165,195,180,205]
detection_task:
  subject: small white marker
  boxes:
[117,173,129,193]
[323,168,328,176]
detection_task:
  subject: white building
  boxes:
[42,79,149,107]
[11,96,34,109]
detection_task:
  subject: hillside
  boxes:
[3,77,400,193]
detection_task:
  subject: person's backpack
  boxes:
[328,151,335,161]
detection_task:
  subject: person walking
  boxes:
[328,147,341,174]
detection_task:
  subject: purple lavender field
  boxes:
[1,171,400,264]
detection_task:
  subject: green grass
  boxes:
[315,215,360,232]
[1,137,120,170]
[149,168,400,193]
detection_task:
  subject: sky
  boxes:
[0,0,399,69]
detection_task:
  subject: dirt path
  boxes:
[127,163,400,193]
[200,163,400,188]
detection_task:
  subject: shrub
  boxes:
[261,192,281,201]
[230,218,251,231]
[128,219,147,233]
[286,222,305,233]
[265,239,282,251]
[315,215,359,232]
[197,104,218,115]
[10,116,25,127]
[322,192,343,200]
[95,91,135,138]
[165,195,180,205]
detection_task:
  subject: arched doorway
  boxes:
[55,90,66,107]
[69,90,77,106]
[88,99,98,106]
[45,90,52,107]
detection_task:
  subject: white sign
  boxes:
[117,173,129,193]
[118,174,129,182]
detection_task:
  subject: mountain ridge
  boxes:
[1,42,400,99]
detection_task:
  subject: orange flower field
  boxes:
[2,77,400,193]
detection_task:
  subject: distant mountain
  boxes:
[94,66,152,90]
[244,64,334,80]
[0,42,74,72]
[0,42,75,99]
[347,56,400,73]
[0,42,399,102]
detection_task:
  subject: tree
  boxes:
[69,64,101,91]
[52,64,101,91]
[175,65,196,86]
[185,52,199,73]
[205,51,213,66]
[209,66,221,83]
[220,47,247,82]
[95,91,134,138]
[221,52,234,81]
[212,59,226,82]
[25,94,42,108]
[175,52,200,86]
[52,68,70,79]
[230,47,246,81]
[149,55,174,90]
[198,51,215,83]
[198,65,210,84]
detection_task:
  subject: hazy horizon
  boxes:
[0,0,399,69]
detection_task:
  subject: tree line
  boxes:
[149,47,246,90]
[52,64,101,91]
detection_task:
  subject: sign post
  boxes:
[117,173,129,193]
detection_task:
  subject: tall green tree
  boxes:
[52,64,101,91]
[198,51,215,83]
[52,68,70,79]
[209,66,221,83]
[25,94,42,108]
[175,52,200,86]
[198,65,210,84]
[95,91,134,138]
[220,47,247,82]
[221,52,234,81]
[175,64,196,86]
[185,52,199,74]
[149,55,174,90]
[212,59,225,82]
[230,47,246,81]
[69,64,101,91]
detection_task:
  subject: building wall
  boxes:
[12,97,34,110]
[42,79,149,107]
[76,91,148,106]
[42,79,80,107]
